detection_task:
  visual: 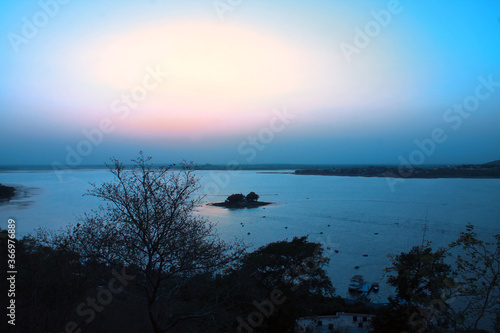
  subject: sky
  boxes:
[1,0,499,166]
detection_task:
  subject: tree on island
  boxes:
[246,191,259,202]
[40,153,246,333]
[225,192,260,204]
[215,192,269,209]
[225,193,246,204]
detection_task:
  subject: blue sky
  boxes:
[1,0,499,166]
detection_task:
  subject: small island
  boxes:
[210,192,272,209]
[0,183,15,200]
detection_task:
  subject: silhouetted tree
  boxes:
[449,224,500,331]
[246,192,259,202]
[377,245,454,332]
[388,245,452,308]
[371,299,416,333]
[41,153,246,333]
[238,236,333,295]
[226,193,245,204]
[223,236,335,332]
[0,230,106,333]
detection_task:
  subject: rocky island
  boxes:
[0,183,15,200]
[210,192,272,208]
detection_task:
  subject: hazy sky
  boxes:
[1,0,499,166]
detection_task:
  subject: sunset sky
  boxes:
[1,0,499,166]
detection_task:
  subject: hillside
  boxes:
[482,160,500,167]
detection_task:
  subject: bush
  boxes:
[246,192,259,202]
[225,193,246,204]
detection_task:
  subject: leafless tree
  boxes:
[43,153,246,332]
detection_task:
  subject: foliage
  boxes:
[449,223,500,331]
[388,245,452,309]
[226,193,246,204]
[370,300,416,333]
[374,226,500,332]
[238,236,334,296]
[373,245,455,332]
[246,191,260,202]
[221,236,335,332]
[1,231,112,332]
[39,153,246,333]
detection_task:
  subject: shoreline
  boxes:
[0,184,16,200]
[293,165,500,179]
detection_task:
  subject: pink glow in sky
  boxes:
[1,0,499,165]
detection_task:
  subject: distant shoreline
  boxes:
[293,162,500,179]
[0,162,497,172]
[1,160,498,178]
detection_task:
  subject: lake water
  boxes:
[1,169,499,303]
